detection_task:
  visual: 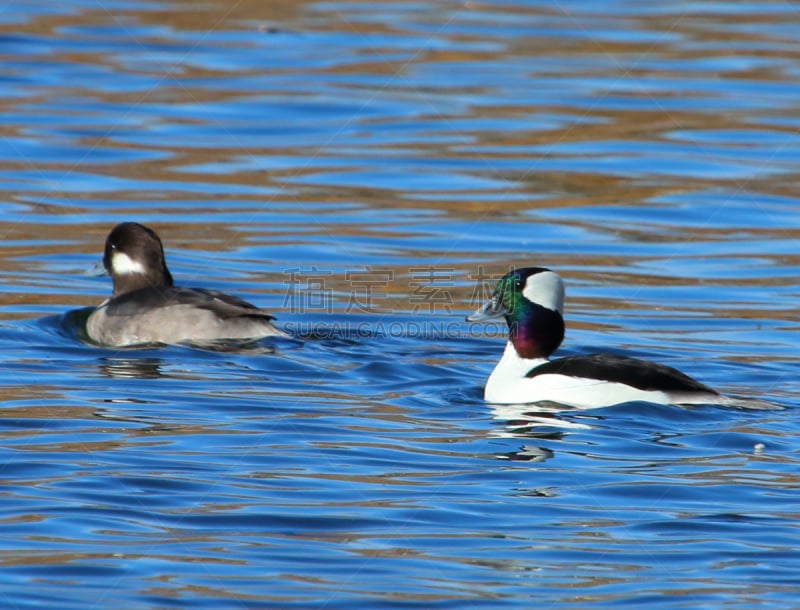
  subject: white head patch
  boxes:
[111,251,146,275]
[521,270,564,314]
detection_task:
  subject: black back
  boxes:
[527,353,718,394]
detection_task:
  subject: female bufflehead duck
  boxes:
[85,222,284,347]
[467,267,723,408]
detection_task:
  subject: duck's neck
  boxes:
[111,266,173,298]
[496,341,548,376]
[507,304,564,359]
[485,342,548,399]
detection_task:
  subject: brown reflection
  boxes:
[0,0,797,214]
[0,1,795,339]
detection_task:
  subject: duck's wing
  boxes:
[182,288,274,319]
[104,287,276,321]
[526,353,718,394]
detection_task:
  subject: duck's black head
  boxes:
[103,222,174,297]
[467,266,565,358]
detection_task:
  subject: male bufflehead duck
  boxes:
[467,267,723,408]
[85,222,284,347]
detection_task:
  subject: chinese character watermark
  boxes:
[280,265,509,317]
[466,265,507,308]
[282,266,334,314]
[344,266,394,313]
[408,265,454,313]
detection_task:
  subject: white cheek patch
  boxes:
[522,270,565,313]
[111,251,146,275]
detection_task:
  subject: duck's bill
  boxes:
[83,260,107,277]
[466,298,507,322]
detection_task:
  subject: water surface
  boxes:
[0,1,798,607]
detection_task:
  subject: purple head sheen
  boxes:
[507,304,564,359]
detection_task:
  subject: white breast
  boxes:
[482,340,709,409]
[485,373,673,409]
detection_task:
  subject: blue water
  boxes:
[0,1,798,607]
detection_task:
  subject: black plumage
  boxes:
[526,353,718,395]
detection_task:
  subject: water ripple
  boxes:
[0,1,797,608]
